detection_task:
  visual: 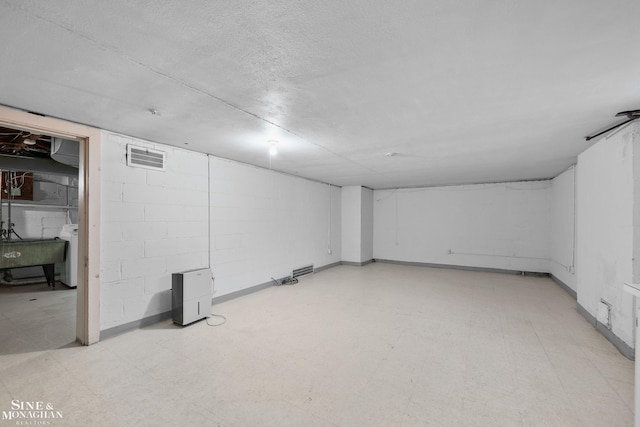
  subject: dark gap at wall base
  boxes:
[576,303,635,361]
[550,275,577,300]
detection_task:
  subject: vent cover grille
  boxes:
[127,144,166,171]
[292,264,314,278]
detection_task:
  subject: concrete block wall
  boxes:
[8,173,78,240]
[209,156,341,298]
[11,208,68,240]
[373,181,551,272]
[100,131,209,330]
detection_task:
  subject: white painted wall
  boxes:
[374,181,551,272]
[576,123,637,347]
[550,167,576,290]
[341,185,362,263]
[209,157,341,298]
[100,131,210,330]
[10,208,67,240]
[100,132,342,329]
[361,187,373,262]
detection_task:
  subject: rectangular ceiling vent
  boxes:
[126,144,166,171]
[292,264,314,279]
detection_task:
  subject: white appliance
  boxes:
[172,268,213,325]
[59,224,78,288]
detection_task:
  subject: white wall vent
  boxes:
[126,144,166,171]
[292,264,314,278]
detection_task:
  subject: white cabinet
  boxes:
[172,268,213,325]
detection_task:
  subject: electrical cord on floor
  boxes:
[206,313,227,326]
[271,276,298,286]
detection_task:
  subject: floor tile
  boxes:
[0,264,634,426]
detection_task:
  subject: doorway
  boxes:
[0,127,80,352]
[0,105,100,345]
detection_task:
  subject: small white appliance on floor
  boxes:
[172,268,213,325]
[59,224,78,288]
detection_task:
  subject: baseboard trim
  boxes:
[100,281,277,340]
[341,259,373,267]
[550,275,577,300]
[212,279,275,305]
[373,258,547,277]
[315,261,341,273]
[576,303,634,360]
[210,261,344,304]
[100,310,174,341]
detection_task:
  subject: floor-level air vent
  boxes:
[127,144,166,171]
[597,299,612,329]
[292,264,314,278]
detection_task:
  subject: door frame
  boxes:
[0,105,101,345]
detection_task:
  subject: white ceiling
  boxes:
[1,1,639,189]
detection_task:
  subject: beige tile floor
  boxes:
[0,263,634,426]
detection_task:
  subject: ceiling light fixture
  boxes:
[21,133,40,146]
[268,140,278,156]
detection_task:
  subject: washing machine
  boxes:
[59,224,78,288]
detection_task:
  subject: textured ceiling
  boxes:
[0,0,639,188]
